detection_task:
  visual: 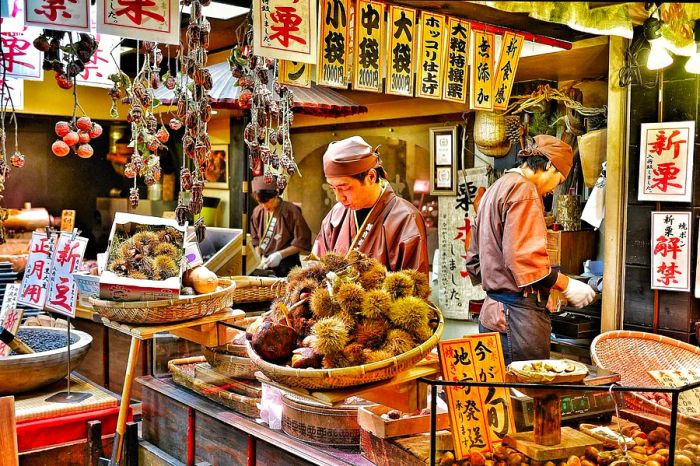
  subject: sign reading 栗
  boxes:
[386,5,416,97]
[253,0,317,64]
[353,0,384,93]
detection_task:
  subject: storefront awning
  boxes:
[154,61,367,118]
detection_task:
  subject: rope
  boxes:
[505,84,607,118]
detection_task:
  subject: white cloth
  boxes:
[582,162,606,229]
[257,384,284,430]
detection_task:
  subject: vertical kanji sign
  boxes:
[353,0,384,93]
[317,0,349,88]
[638,121,694,202]
[19,231,56,309]
[416,11,445,100]
[253,0,316,64]
[46,232,88,317]
[470,30,494,111]
[386,5,415,96]
[96,0,180,45]
[278,60,311,88]
[493,32,524,111]
[0,284,21,356]
[0,76,24,110]
[651,211,691,292]
[25,0,90,32]
[438,337,492,460]
[442,17,469,104]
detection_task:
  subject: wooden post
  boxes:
[125,422,139,466]
[0,396,18,466]
[110,337,141,465]
[532,393,562,446]
[86,420,104,466]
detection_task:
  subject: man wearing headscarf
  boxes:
[465,135,596,364]
[250,176,312,277]
[313,136,429,274]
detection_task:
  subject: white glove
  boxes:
[562,278,596,309]
[264,252,283,268]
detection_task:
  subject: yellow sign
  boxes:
[279,60,312,88]
[438,333,513,460]
[353,0,384,93]
[493,32,524,111]
[253,0,317,64]
[60,210,76,232]
[470,30,495,111]
[416,12,446,100]
[387,5,416,96]
[648,369,700,416]
[442,17,469,104]
[318,0,349,88]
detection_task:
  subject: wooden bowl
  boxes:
[0,326,92,395]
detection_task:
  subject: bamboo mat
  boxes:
[14,376,118,422]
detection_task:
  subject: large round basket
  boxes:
[474,111,512,157]
[88,278,236,324]
[230,276,286,304]
[591,330,700,422]
[203,344,257,380]
[247,308,445,390]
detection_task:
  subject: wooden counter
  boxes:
[139,375,374,466]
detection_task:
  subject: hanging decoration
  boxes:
[442,17,470,104]
[416,11,446,100]
[470,30,495,111]
[493,32,524,111]
[252,0,317,64]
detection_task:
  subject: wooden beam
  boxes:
[0,397,18,466]
[601,36,629,332]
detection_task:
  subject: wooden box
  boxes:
[546,230,598,275]
[357,405,450,439]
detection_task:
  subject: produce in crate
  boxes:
[106,226,184,281]
[247,251,438,369]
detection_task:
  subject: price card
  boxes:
[648,369,700,416]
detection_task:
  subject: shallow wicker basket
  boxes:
[230,276,286,304]
[203,344,257,380]
[89,278,236,324]
[591,330,700,422]
[247,308,445,390]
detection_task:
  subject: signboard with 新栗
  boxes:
[650,211,692,292]
[386,5,416,96]
[416,11,445,100]
[278,59,312,88]
[442,17,469,104]
[470,30,495,111]
[45,232,88,318]
[318,0,349,88]
[638,121,694,202]
[252,0,317,64]
[353,0,384,93]
[493,32,524,111]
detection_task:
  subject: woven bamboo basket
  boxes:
[247,308,445,390]
[474,111,512,158]
[591,330,700,423]
[168,356,260,418]
[89,278,236,324]
[203,344,257,380]
[229,276,286,304]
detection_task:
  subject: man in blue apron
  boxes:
[250,176,312,277]
[465,135,596,364]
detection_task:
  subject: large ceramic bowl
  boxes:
[0,326,92,394]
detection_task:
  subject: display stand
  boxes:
[97,308,245,466]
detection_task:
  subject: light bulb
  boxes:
[647,41,673,70]
[686,54,700,74]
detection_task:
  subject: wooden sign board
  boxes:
[470,30,495,111]
[493,32,524,110]
[317,0,349,88]
[60,210,76,232]
[386,5,416,96]
[353,0,384,93]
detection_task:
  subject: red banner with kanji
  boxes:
[651,211,691,292]
[253,0,317,64]
[96,0,180,45]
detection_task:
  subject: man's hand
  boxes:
[562,278,596,308]
[264,252,283,268]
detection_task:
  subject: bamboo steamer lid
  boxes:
[473,111,512,157]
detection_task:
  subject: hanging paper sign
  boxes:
[25,0,90,31]
[18,231,56,309]
[1,0,24,29]
[278,59,311,88]
[438,167,488,319]
[470,30,494,111]
[253,0,316,64]
[638,121,694,202]
[416,11,445,100]
[317,0,349,88]
[651,211,691,292]
[442,17,469,104]
[0,284,22,357]
[438,337,492,460]
[0,76,24,110]
[386,5,415,96]
[1,25,44,80]
[352,0,384,93]
[96,0,180,45]
[46,232,88,317]
[493,32,524,111]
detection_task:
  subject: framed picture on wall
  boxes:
[430,126,457,195]
[205,145,229,189]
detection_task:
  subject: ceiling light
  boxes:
[686,21,700,74]
[181,2,249,20]
[644,15,673,71]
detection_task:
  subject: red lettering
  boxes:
[115,0,165,25]
[49,276,73,313]
[269,6,307,47]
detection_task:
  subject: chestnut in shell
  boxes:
[252,320,298,364]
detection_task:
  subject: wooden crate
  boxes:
[357,405,450,439]
[546,230,597,275]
